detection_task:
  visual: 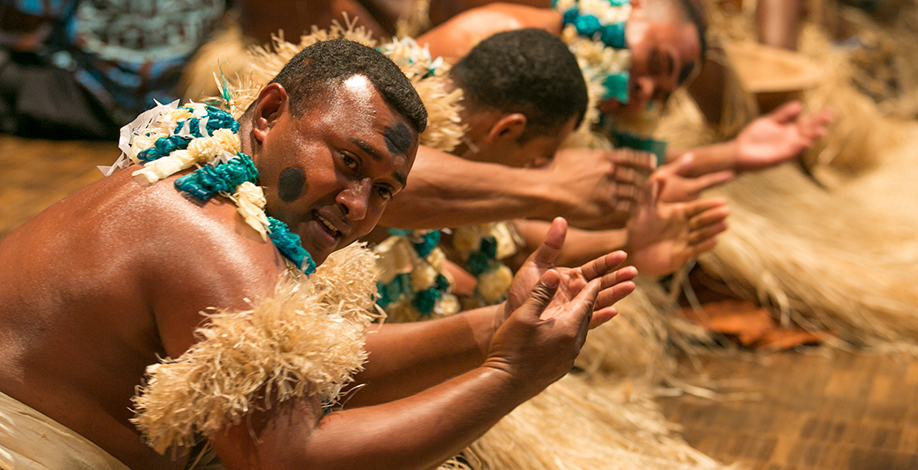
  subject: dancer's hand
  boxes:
[539,148,655,230]
[502,218,637,330]
[734,101,833,171]
[654,154,735,203]
[485,270,603,399]
[626,183,730,276]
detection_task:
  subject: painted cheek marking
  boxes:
[383,122,413,156]
[278,166,306,202]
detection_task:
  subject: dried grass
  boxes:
[132,244,380,454]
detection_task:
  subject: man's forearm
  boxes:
[381,147,552,229]
[213,365,526,470]
[667,140,741,177]
[347,304,503,407]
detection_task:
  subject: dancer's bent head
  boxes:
[609,0,707,113]
[450,28,588,167]
[245,39,427,265]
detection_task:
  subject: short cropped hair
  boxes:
[268,39,427,133]
[450,29,588,142]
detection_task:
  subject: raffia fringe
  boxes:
[184,19,467,153]
[465,374,737,470]
[131,244,381,454]
[653,15,918,350]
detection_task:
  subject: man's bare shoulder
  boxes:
[90,167,290,354]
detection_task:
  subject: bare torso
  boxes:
[418,3,563,62]
[0,167,286,469]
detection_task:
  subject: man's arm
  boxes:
[664,101,833,177]
[210,273,606,470]
[349,219,638,407]
[380,145,654,230]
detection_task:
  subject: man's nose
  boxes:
[337,178,371,220]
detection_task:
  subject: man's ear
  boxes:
[252,83,289,144]
[486,113,527,146]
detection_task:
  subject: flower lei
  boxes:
[374,229,460,322]
[101,100,316,275]
[452,222,519,307]
[553,0,633,105]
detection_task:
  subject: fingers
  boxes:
[688,220,729,246]
[599,265,638,291]
[590,306,618,329]
[594,278,636,314]
[566,278,603,345]
[686,198,730,222]
[689,171,735,195]
[768,100,804,123]
[609,149,656,172]
[517,270,562,320]
[531,217,568,267]
[579,250,629,281]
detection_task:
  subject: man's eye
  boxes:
[342,154,358,170]
[377,186,393,200]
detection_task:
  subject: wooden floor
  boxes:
[3,134,918,469]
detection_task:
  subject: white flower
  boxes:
[477,264,513,304]
[411,264,440,292]
[234,182,269,240]
[491,222,519,260]
[452,225,484,253]
[129,131,165,163]
[187,136,223,161]
[434,293,461,316]
[426,247,446,272]
[212,128,241,154]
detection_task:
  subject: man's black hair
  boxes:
[450,29,588,142]
[268,39,427,133]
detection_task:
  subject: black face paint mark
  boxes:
[278,167,306,202]
[384,122,413,156]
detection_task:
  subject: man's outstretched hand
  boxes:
[484,270,604,400]
[734,101,833,172]
[503,217,637,330]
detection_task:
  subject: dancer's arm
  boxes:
[380,145,654,230]
[210,273,605,470]
[666,101,832,177]
[349,219,638,406]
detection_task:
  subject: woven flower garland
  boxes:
[553,0,633,105]
[103,99,316,274]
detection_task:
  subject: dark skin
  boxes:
[0,77,637,469]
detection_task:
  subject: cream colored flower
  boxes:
[491,222,519,260]
[411,264,440,292]
[452,225,484,253]
[211,128,241,154]
[434,293,460,316]
[132,150,196,185]
[478,264,513,304]
[426,247,446,272]
[234,182,269,240]
[187,136,223,161]
[129,131,165,163]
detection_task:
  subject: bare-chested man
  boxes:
[0,39,637,469]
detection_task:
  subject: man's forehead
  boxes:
[383,122,414,156]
